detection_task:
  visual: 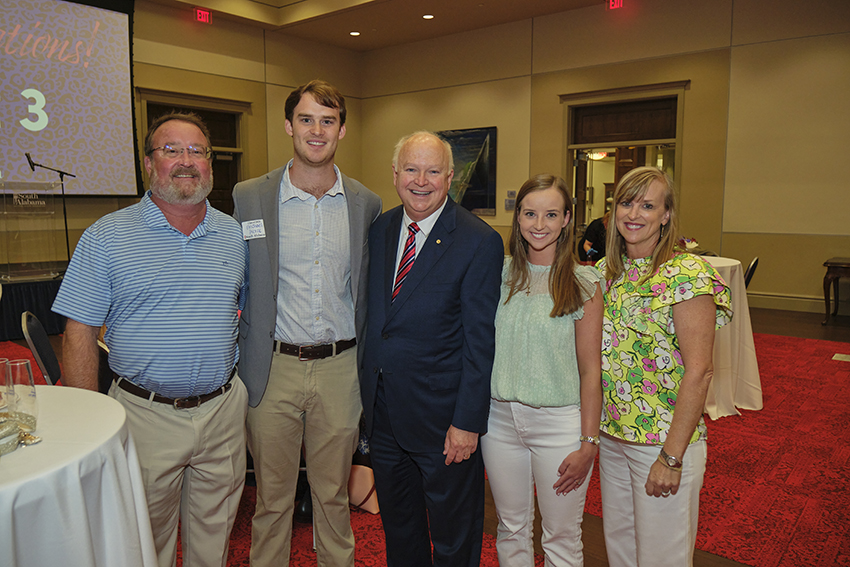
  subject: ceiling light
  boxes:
[349,31,360,36]
[423,14,434,20]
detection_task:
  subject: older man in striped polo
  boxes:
[53,112,249,567]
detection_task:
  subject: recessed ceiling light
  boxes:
[349,31,360,36]
[423,14,434,20]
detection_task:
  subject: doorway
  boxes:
[567,94,680,238]
[575,144,675,223]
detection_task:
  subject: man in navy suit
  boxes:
[360,131,503,566]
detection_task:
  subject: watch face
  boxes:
[661,450,682,468]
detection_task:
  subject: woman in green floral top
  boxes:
[597,167,732,567]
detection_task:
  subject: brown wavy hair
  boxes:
[604,166,680,283]
[285,80,347,125]
[505,174,583,317]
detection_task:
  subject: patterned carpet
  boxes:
[690,334,850,566]
[222,334,850,566]
[5,333,849,566]
[221,485,521,566]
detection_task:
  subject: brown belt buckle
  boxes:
[174,396,202,409]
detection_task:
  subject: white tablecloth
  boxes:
[703,256,764,419]
[0,386,157,567]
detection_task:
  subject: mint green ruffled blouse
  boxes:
[490,258,602,408]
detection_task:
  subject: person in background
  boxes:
[360,131,503,566]
[232,79,381,566]
[481,174,603,566]
[597,166,732,567]
[578,211,609,263]
[53,112,249,567]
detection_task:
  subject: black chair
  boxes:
[21,311,63,385]
[96,340,114,395]
[744,257,759,288]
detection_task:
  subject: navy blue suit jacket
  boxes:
[360,198,503,452]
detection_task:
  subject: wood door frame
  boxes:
[560,81,688,235]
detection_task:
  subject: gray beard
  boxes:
[150,168,213,206]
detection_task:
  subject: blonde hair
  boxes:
[505,174,583,317]
[604,166,680,283]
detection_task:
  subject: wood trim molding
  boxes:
[559,80,691,103]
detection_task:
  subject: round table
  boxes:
[702,256,764,419]
[0,386,157,567]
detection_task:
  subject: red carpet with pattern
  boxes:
[221,333,850,567]
[691,334,850,566]
[580,334,850,566]
[221,486,531,567]
[4,333,849,566]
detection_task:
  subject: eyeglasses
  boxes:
[151,145,212,160]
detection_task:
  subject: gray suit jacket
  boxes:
[232,165,382,407]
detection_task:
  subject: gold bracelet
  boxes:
[579,435,600,446]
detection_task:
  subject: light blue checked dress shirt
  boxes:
[275,160,355,346]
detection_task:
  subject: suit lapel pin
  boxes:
[436,239,442,245]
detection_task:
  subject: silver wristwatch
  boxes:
[658,448,683,470]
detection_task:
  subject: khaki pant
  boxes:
[247,347,360,567]
[111,376,249,567]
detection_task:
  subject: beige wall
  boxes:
[724,34,850,236]
[56,0,850,313]
[359,77,532,227]
[528,50,731,257]
[355,0,850,312]
[532,0,734,73]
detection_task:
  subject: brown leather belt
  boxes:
[273,338,356,360]
[116,367,237,409]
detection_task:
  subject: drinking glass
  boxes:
[0,359,7,409]
[6,359,38,432]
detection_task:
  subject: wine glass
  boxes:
[6,359,38,432]
[0,359,8,409]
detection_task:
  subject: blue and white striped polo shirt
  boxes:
[52,191,248,398]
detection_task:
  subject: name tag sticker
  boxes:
[242,219,266,240]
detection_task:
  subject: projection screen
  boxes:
[0,0,140,196]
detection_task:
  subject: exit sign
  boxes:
[195,8,212,24]
[607,0,623,9]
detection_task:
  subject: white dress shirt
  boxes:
[394,198,448,271]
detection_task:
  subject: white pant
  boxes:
[599,436,707,567]
[481,399,591,567]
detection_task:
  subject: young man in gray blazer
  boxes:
[233,80,381,567]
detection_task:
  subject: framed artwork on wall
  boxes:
[437,127,497,216]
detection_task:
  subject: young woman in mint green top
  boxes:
[480,174,603,566]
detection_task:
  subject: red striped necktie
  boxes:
[392,222,420,302]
